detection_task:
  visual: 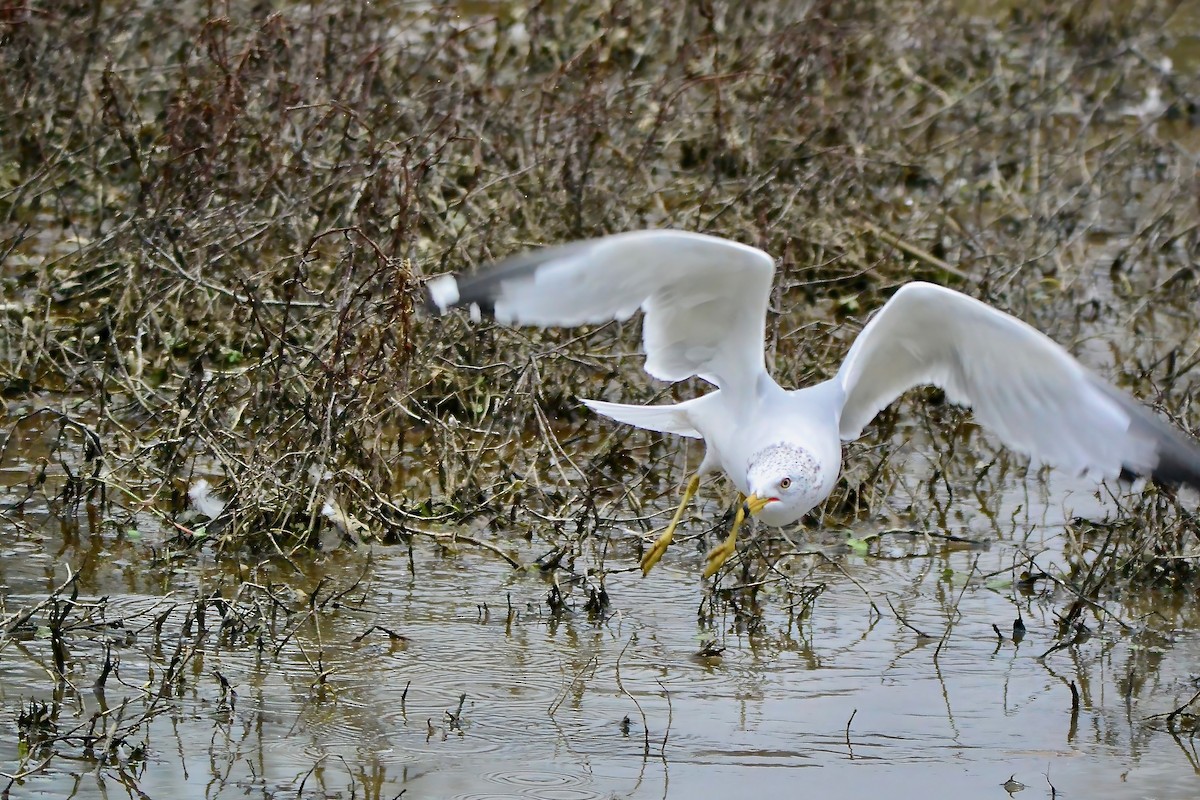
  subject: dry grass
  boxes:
[1,0,1199,588]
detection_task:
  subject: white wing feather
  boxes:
[836,282,1185,481]
[429,230,775,390]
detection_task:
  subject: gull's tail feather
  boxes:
[581,398,702,438]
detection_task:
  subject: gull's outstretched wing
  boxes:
[836,282,1200,489]
[425,230,776,389]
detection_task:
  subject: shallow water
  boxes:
[1,462,1198,800]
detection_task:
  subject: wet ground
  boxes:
[2,442,1199,799]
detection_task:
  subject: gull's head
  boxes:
[744,443,824,526]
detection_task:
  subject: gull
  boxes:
[425,230,1200,578]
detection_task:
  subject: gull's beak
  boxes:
[742,493,775,516]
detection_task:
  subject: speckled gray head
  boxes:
[745,443,825,526]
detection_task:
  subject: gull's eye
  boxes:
[779,477,792,490]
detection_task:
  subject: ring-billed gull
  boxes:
[425,230,1200,578]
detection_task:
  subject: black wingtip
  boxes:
[1145,443,1200,493]
[1088,377,1200,494]
[422,271,501,320]
[1133,413,1200,494]
[425,239,594,321]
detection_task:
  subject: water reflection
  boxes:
[1,484,1198,799]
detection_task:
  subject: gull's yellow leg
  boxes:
[703,499,746,579]
[641,474,701,576]
[703,493,772,579]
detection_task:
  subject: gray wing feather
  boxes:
[425,230,776,390]
[837,282,1200,490]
